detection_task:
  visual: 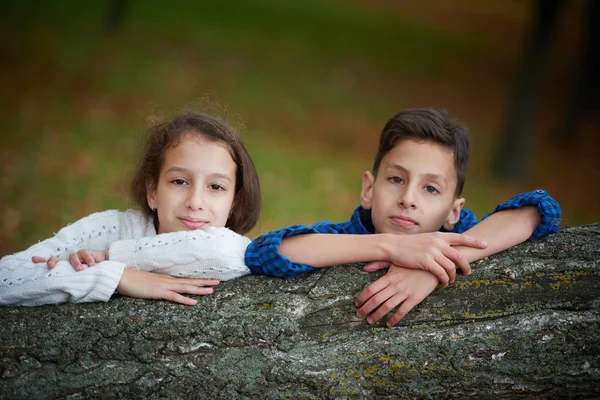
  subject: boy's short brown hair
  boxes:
[372,108,470,197]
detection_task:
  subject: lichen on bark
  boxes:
[1,224,599,399]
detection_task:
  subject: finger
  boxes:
[68,254,83,272]
[92,251,106,263]
[355,278,389,308]
[442,246,471,276]
[357,287,395,319]
[386,296,423,327]
[446,233,487,249]
[171,278,220,286]
[434,254,456,283]
[178,284,216,296]
[367,292,408,324]
[425,258,449,286]
[363,261,391,272]
[80,251,96,267]
[31,256,47,263]
[48,256,60,269]
[163,291,198,306]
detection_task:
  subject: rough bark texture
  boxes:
[1,224,599,399]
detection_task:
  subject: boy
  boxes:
[246,108,560,327]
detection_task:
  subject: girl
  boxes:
[0,112,261,306]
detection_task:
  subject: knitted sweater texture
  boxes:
[0,210,251,306]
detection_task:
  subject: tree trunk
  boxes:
[1,224,599,399]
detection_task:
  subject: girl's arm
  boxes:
[107,227,251,281]
[0,209,150,306]
[0,259,125,306]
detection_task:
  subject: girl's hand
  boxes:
[32,249,109,271]
[31,255,61,269]
[116,269,220,306]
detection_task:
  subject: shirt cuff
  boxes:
[246,225,320,278]
[483,189,561,240]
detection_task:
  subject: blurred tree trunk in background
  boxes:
[105,0,128,32]
[493,0,565,180]
[559,0,599,145]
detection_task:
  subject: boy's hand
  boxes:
[356,266,438,327]
[385,232,487,286]
[116,269,220,306]
[32,249,109,271]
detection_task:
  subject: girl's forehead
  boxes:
[162,136,236,173]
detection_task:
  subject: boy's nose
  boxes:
[398,187,417,209]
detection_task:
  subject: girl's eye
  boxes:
[425,185,439,194]
[390,176,404,184]
[172,179,188,185]
[209,184,225,191]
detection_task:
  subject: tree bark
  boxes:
[1,224,599,399]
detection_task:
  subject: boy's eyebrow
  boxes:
[386,163,448,185]
[164,167,232,182]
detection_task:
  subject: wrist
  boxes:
[104,249,110,260]
[376,234,396,262]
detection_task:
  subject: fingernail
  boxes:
[367,318,373,324]
[482,241,488,247]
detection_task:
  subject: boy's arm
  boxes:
[247,221,486,283]
[357,189,562,326]
[356,209,541,326]
[451,189,561,239]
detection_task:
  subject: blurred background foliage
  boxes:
[1,0,598,256]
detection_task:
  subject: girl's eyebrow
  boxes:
[208,173,232,183]
[165,167,232,182]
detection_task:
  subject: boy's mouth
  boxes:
[389,216,419,227]
[179,217,209,229]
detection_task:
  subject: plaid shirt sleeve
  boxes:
[245,219,365,278]
[451,189,561,240]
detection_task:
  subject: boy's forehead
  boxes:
[381,139,458,182]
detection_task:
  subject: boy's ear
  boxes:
[443,197,465,231]
[146,178,157,210]
[360,171,375,210]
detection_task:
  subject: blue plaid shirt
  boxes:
[246,189,561,278]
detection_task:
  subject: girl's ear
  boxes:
[146,178,157,211]
[360,171,375,210]
[443,197,465,231]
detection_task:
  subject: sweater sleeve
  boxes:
[108,227,251,281]
[0,209,149,307]
[0,260,124,306]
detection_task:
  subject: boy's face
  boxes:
[361,139,464,234]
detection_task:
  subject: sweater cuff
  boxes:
[108,239,138,269]
[86,261,126,302]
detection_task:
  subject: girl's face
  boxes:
[147,135,237,234]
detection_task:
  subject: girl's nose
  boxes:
[186,189,205,210]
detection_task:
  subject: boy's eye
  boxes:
[172,179,188,185]
[209,184,225,191]
[425,185,439,194]
[390,176,404,184]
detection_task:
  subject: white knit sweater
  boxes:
[0,210,251,306]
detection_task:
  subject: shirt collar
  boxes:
[350,205,376,234]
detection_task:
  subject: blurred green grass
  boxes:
[0,0,590,256]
